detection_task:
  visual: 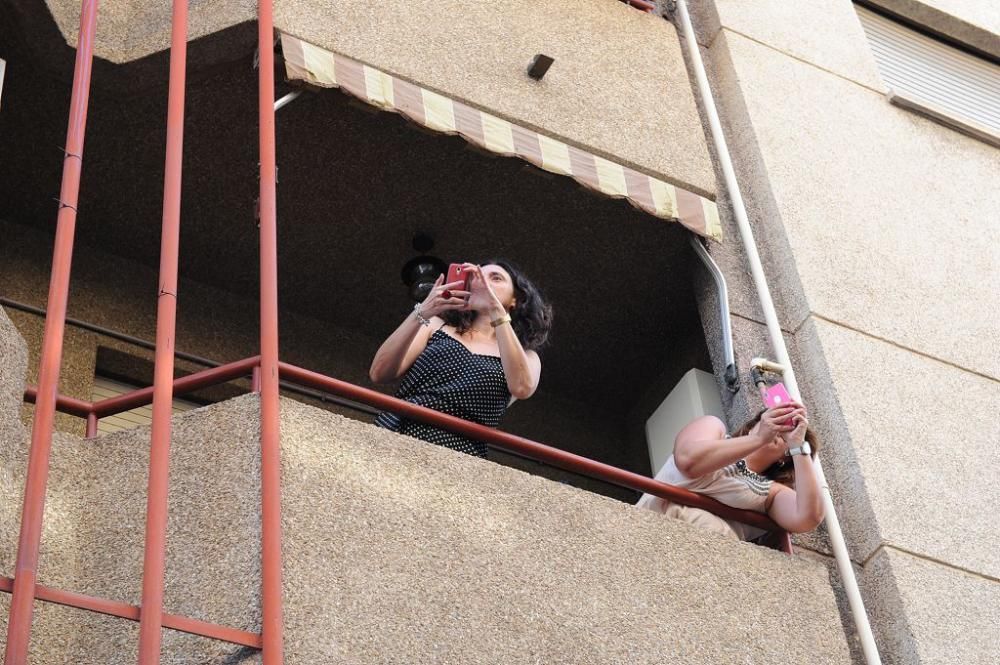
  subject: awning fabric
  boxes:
[280,33,721,241]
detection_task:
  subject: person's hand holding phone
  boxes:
[418,274,471,319]
[781,406,809,445]
[463,263,505,314]
[756,402,805,445]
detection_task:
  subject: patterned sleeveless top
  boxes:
[636,453,774,541]
[374,328,511,457]
[639,455,773,513]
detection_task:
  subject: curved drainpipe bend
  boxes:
[690,234,739,392]
[673,2,883,663]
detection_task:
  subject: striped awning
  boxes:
[280,33,721,240]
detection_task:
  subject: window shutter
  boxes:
[856,5,1000,141]
[92,376,200,434]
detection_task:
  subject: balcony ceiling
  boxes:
[0,11,711,414]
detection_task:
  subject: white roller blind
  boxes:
[92,376,200,435]
[856,5,1000,138]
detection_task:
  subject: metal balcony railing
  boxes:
[16,355,791,656]
[620,0,657,13]
[22,356,788,539]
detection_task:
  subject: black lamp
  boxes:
[401,233,446,302]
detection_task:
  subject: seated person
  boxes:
[369,261,553,458]
[636,402,823,541]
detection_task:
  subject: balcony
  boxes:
[0,308,852,663]
[0,6,716,504]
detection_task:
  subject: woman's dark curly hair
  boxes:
[441,259,553,352]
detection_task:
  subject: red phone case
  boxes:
[446,263,470,290]
[763,383,797,427]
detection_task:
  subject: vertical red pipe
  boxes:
[780,531,794,555]
[257,3,285,663]
[85,412,98,438]
[3,2,99,663]
[137,0,188,661]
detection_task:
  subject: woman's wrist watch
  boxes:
[787,441,812,457]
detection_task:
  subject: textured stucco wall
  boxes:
[6,309,94,437]
[0,309,852,663]
[0,308,29,580]
[42,0,256,63]
[274,398,850,664]
[699,0,1000,662]
[40,0,716,197]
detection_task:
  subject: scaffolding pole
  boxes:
[3,1,100,662]
[257,1,286,662]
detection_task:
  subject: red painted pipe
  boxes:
[85,412,98,438]
[26,352,785,540]
[252,366,262,393]
[278,362,780,532]
[0,577,262,649]
[622,0,656,11]
[91,356,260,417]
[22,386,93,419]
[780,532,794,555]
[137,0,189,660]
[257,2,285,662]
[28,353,780,534]
[3,1,99,662]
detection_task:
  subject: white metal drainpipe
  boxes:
[673,1,883,663]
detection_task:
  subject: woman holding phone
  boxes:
[636,401,824,540]
[369,261,553,458]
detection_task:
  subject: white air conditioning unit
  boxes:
[645,368,725,474]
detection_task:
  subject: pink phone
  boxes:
[446,263,471,291]
[763,382,797,427]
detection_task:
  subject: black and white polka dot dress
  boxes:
[374,328,511,457]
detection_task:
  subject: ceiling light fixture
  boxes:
[401,233,446,302]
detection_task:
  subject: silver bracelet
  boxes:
[413,302,431,327]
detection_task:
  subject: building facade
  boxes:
[0,0,996,662]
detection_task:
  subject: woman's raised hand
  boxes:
[783,410,810,445]
[418,274,470,319]
[463,263,503,313]
[757,402,805,444]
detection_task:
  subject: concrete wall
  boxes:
[0,308,853,662]
[696,0,1000,662]
[41,0,256,63]
[40,0,716,198]
[0,305,29,582]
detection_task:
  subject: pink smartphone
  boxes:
[763,382,797,427]
[446,263,471,291]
